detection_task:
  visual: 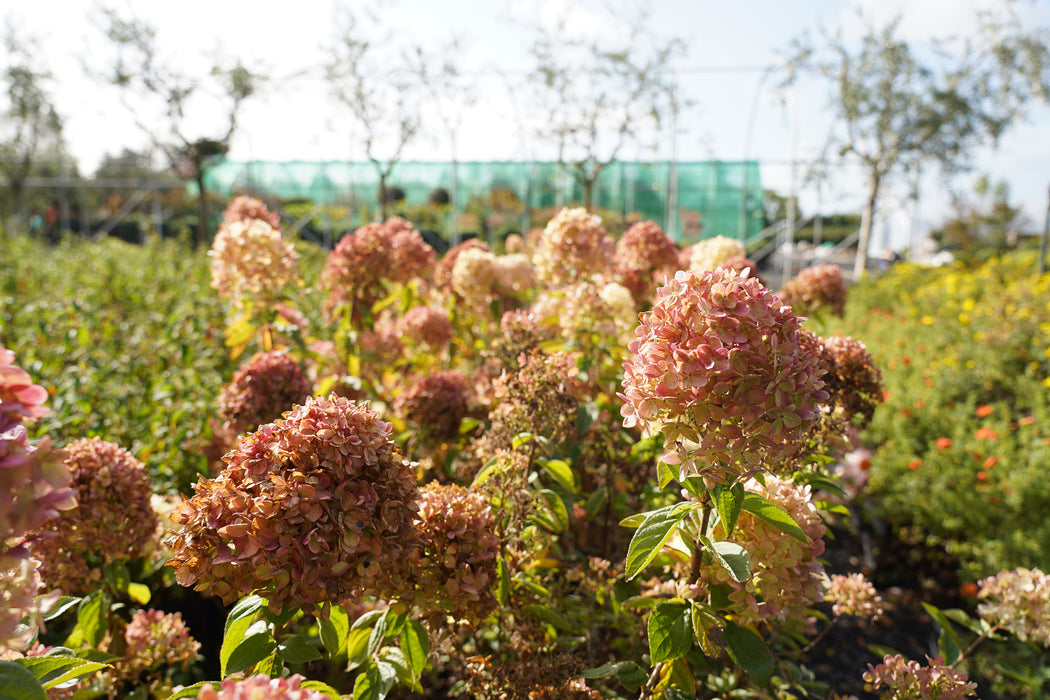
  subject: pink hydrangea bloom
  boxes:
[209,218,300,307]
[31,437,157,594]
[395,305,454,349]
[533,207,614,285]
[197,674,333,700]
[820,335,883,425]
[217,351,312,435]
[615,221,679,305]
[825,573,883,618]
[863,654,976,699]
[434,239,490,291]
[167,396,419,609]
[394,370,473,441]
[780,263,847,318]
[620,268,828,484]
[121,609,201,679]
[222,195,281,228]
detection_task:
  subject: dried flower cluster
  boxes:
[614,221,679,304]
[320,218,435,318]
[120,609,201,680]
[620,269,828,484]
[394,370,473,441]
[691,476,826,627]
[780,263,847,318]
[217,351,313,435]
[451,247,500,311]
[820,335,884,426]
[222,195,281,228]
[825,573,883,618]
[395,305,454,349]
[407,483,500,620]
[31,437,157,594]
[530,281,637,343]
[496,253,537,296]
[434,239,490,290]
[689,235,745,272]
[977,567,1050,645]
[209,218,300,307]
[167,396,419,609]
[197,674,333,700]
[533,207,614,285]
[863,654,976,699]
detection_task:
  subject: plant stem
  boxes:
[637,660,664,700]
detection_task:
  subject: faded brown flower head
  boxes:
[167,396,420,609]
[120,608,201,680]
[217,351,313,435]
[394,370,473,441]
[395,305,454,349]
[209,218,300,307]
[863,654,976,699]
[31,437,157,595]
[820,335,883,426]
[407,483,500,621]
[620,269,828,484]
[780,263,847,318]
[616,220,679,304]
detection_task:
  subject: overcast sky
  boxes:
[9,0,1050,249]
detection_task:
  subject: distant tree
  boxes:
[326,7,430,221]
[0,19,64,231]
[933,174,1030,256]
[93,7,259,246]
[527,6,682,211]
[783,5,1050,276]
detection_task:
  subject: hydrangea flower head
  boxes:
[209,219,300,306]
[217,351,312,435]
[825,572,883,618]
[197,674,333,700]
[434,239,490,290]
[615,221,679,304]
[167,395,419,609]
[977,567,1050,645]
[820,335,883,425]
[780,263,847,318]
[451,247,499,312]
[120,609,201,680]
[396,305,454,349]
[533,207,614,285]
[620,269,828,484]
[689,235,745,272]
[222,195,280,228]
[863,654,976,699]
[407,483,500,621]
[394,370,473,441]
[31,437,157,594]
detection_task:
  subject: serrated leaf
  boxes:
[220,597,264,677]
[42,597,80,622]
[16,656,109,690]
[648,601,693,663]
[578,660,637,679]
[224,630,277,676]
[724,622,774,685]
[319,606,350,658]
[353,659,398,700]
[713,483,745,537]
[659,656,696,696]
[742,493,808,542]
[0,661,47,700]
[624,503,694,580]
[277,634,323,664]
[470,456,505,488]
[75,590,108,648]
[402,620,429,681]
[691,603,723,657]
[511,432,534,449]
[102,561,130,594]
[699,535,751,583]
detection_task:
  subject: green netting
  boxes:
[203,159,763,244]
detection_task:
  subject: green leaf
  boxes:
[709,583,735,611]
[277,634,323,665]
[220,596,264,677]
[496,556,510,606]
[532,489,569,533]
[575,402,600,434]
[401,620,429,681]
[657,460,678,489]
[42,597,80,622]
[127,582,151,605]
[368,609,391,657]
[75,590,109,648]
[742,493,808,542]
[350,609,386,631]
[102,561,130,594]
[470,456,506,488]
[165,682,211,699]
[648,600,693,663]
[16,656,109,690]
[346,627,372,672]
[624,503,694,580]
[352,659,398,700]
[522,604,575,633]
[539,458,577,494]
[300,680,343,698]
[511,432,534,449]
[691,603,723,657]
[584,487,608,520]
[378,646,414,689]
[0,661,47,700]
[224,628,277,676]
[319,606,350,658]
[922,602,964,665]
[699,535,751,583]
[713,483,745,537]
[723,622,775,686]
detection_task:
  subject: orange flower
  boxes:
[975,427,999,441]
[960,582,978,599]
[983,455,999,469]
[935,437,952,451]
[976,470,988,482]
[908,459,922,470]
[976,405,994,418]
[1020,416,1035,426]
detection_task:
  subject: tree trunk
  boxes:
[378,172,387,221]
[195,169,209,248]
[583,178,594,211]
[854,172,881,279]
